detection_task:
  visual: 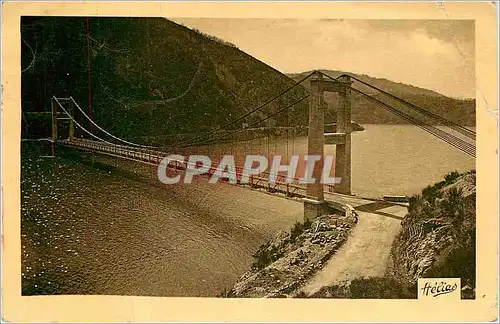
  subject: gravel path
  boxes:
[300,204,407,295]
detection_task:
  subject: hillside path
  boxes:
[300,201,407,296]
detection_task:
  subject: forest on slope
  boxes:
[22,17,475,146]
[21,17,308,145]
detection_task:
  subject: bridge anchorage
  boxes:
[45,70,475,223]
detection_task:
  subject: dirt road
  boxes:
[300,204,407,295]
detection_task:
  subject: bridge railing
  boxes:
[60,138,168,165]
[60,138,339,198]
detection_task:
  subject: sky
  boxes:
[171,18,475,99]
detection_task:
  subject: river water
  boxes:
[21,124,475,296]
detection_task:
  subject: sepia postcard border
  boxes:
[1,1,498,322]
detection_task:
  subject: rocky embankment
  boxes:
[390,170,476,298]
[309,170,476,299]
[220,212,358,298]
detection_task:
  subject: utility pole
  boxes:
[86,17,93,134]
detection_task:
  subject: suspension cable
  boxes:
[69,96,161,149]
[65,71,313,151]
[175,71,315,148]
[55,97,172,157]
[338,73,476,140]
[53,96,116,146]
[345,88,475,157]
[185,94,310,148]
[318,72,475,157]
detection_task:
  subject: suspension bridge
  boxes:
[36,70,475,221]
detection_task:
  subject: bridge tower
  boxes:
[51,97,76,146]
[333,75,353,195]
[51,97,58,143]
[68,99,75,140]
[304,72,353,221]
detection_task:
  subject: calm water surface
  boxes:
[21,124,475,296]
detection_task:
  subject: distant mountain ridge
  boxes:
[288,70,475,126]
[290,70,449,98]
[21,17,475,145]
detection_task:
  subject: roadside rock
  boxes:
[220,213,357,298]
[390,171,476,298]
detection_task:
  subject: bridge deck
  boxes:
[58,138,406,217]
